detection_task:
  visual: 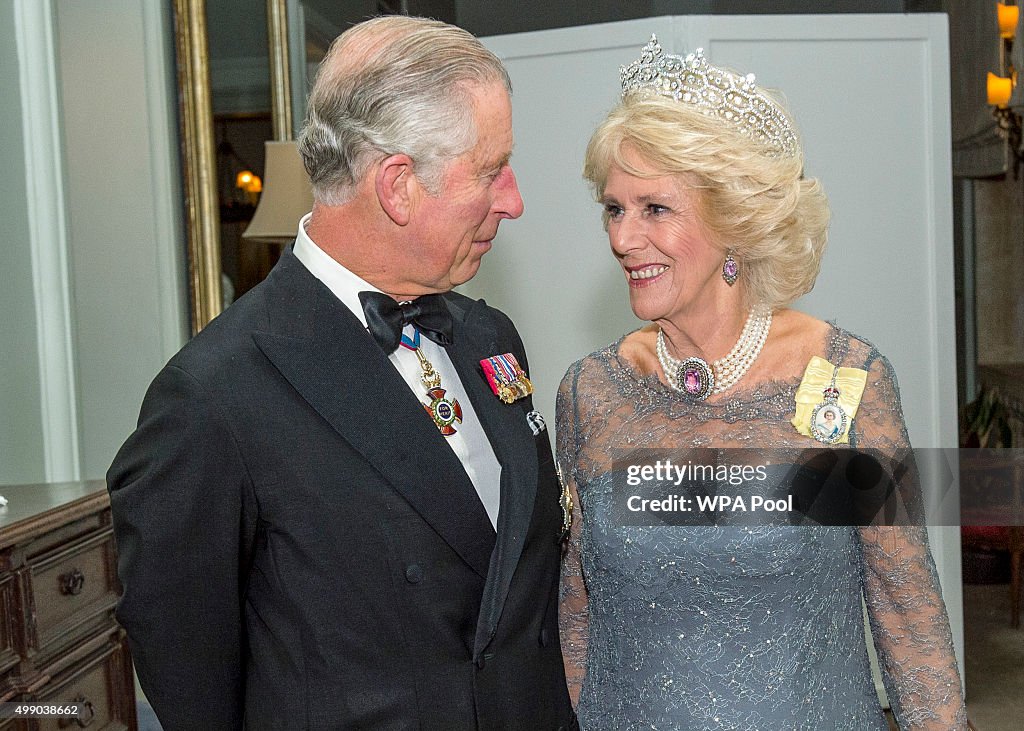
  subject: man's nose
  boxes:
[494,166,524,220]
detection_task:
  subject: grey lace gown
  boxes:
[556,325,967,730]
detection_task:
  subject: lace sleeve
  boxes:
[556,362,589,707]
[852,353,967,730]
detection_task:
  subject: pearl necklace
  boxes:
[656,305,772,400]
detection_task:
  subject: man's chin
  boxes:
[450,258,485,288]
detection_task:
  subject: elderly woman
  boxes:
[556,37,966,730]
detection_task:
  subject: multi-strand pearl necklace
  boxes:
[656,305,772,400]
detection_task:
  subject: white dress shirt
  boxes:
[292,213,502,529]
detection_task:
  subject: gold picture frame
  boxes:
[172,0,292,333]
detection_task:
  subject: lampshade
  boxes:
[243,141,314,244]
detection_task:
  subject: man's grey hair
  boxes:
[298,16,511,206]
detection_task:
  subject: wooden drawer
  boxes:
[33,636,134,731]
[26,530,118,662]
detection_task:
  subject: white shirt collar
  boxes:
[292,212,379,328]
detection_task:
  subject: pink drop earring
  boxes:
[722,252,739,286]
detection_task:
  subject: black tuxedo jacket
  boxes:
[108,249,575,730]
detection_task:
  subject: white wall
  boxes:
[0,0,186,486]
[53,0,188,479]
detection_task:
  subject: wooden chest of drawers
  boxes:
[0,482,136,730]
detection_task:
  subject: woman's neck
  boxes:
[656,296,748,363]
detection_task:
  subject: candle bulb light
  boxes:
[998,2,1020,40]
[989,72,1015,106]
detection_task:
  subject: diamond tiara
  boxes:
[619,35,799,159]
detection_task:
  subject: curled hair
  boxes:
[583,93,830,310]
[298,16,511,205]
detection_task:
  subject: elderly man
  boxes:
[108,16,575,730]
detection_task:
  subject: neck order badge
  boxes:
[400,330,463,436]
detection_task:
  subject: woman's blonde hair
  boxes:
[583,93,830,310]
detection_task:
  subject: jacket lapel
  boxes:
[251,253,495,579]
[444,298,538,656]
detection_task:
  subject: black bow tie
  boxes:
[358,291,454,353]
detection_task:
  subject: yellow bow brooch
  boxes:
[791,356,867,444]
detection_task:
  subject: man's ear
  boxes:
[375,154,415,225]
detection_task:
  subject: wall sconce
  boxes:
[235,170,263,205]
[989,2,1024,174]
[216,121,264,219]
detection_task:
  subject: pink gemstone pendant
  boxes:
[684,367,701,394]
[677,357,714,400]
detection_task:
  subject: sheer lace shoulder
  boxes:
[846,340,911,451]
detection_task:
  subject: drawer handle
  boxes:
[58,695,95,728]
[59,568,86,596]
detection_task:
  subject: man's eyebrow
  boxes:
[478,155,511,181]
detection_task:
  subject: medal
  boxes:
[401,329,462,436]
[424,387,463,436]
[791,356,866,443]
[480,353,534,404]
[810,368,848,444]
